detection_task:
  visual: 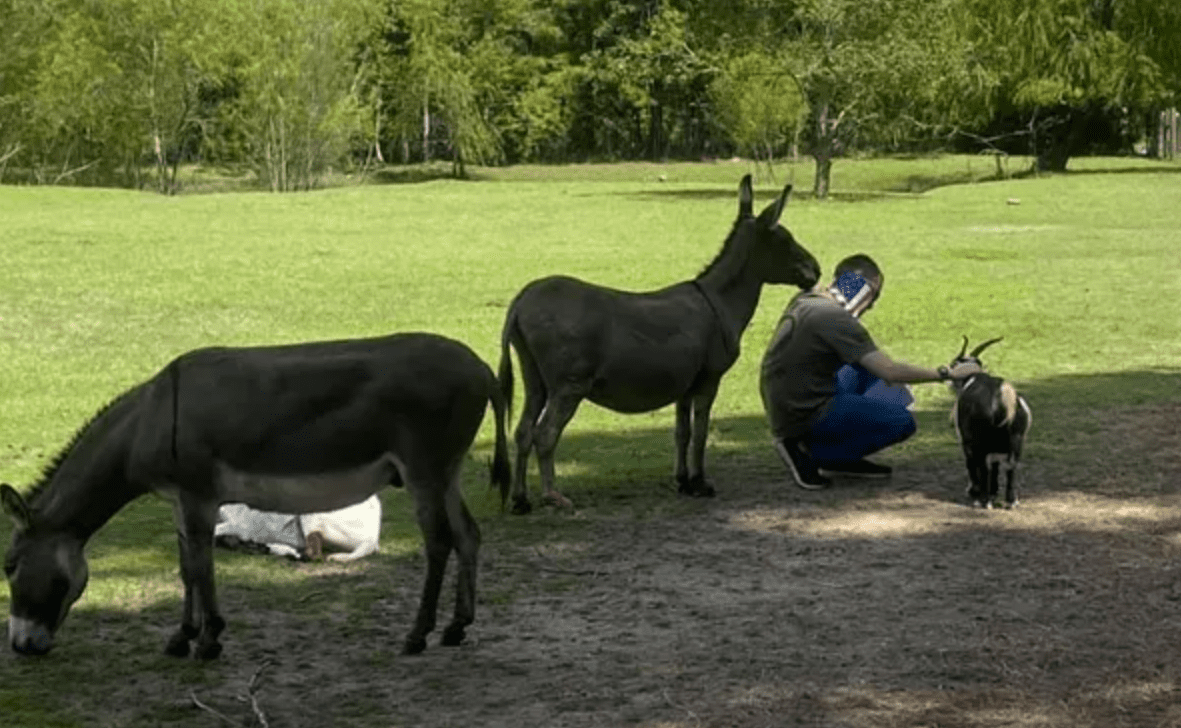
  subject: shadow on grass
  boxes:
[522,366,1181,503]
[620,187,928,204]
[369,165,460,185]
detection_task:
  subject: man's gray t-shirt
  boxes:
[760,292,878,439]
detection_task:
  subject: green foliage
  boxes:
[2,0,1180,188]
[219,0,383,190]
[961,0,1170,170]
[572,0,714,160]
[710,51,806,163]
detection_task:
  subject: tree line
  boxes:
[1,0,1178,197]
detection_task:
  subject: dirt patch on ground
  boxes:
[27,403,1181,727]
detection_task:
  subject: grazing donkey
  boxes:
[498,175,821,513]
[2,333,510,658]
[948,336,1032,509]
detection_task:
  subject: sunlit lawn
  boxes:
[1,154,1179,726]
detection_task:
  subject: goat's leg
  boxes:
[965,455,989,507]
[989,459,1002,508]
[1004,462,1019,509]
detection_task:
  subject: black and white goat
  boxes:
[948,336,1032,509]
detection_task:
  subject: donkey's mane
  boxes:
[695,215,753,280]
[25,388,139,506]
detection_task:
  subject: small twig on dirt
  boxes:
[297,590,324,603]
[529,546,606,577]
[189,690,236,726]
[662,688,701,726]
[237,659,274,728]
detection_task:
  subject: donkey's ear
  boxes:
[1,483,33,530]
[768,183,792,226]
[738,174,754,217]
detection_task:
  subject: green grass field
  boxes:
[1,155,1180,727]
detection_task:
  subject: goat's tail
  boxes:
[998,382,1019,427]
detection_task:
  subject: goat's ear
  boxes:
[738,174,754,218]
[1,483,33,530]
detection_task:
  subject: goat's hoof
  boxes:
[1005,500,1019,510]
[402,636,428,655]
[510,496,532,515]
[164,631,191,658]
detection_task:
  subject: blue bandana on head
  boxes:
[835,271,867,301]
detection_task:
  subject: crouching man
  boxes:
[760,254,981,489]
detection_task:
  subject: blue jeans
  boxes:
[807,364,916,464]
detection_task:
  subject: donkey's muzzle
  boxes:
[8,616,54,655]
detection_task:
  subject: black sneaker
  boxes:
[817,459,893,479]
[773,438,831,490]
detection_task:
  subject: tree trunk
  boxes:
[810,101,838,199]
[812,153,832,200]
[648,83,664,161]
[422,99,430,162]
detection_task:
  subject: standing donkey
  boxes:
[498,175,821,513]
[3,332,510,658]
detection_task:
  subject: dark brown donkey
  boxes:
[2,333,510,658]
[498,175,821,513]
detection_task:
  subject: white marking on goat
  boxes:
[999,382,1018,426]
[1018,395,1032,432]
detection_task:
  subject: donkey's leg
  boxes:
[440,479,480,647]
[510,345,548,515]
[170,494,226,659]
[404,487,452,655]
[680,382,719,498]
[533,390,584,508]
[166,506,199,657]
[674,398,691,488]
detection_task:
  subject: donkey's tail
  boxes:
[487,367,512,508]
[497,301,516,426]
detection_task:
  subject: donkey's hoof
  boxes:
[194,640,223,660]
[441,625,466,647]
[677,477,716,498]
[511,496,533,516]
[542,491,574,509]
[164,631,191,658]
[402,636,428,655]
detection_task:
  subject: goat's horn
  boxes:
[970,336,1004,358]
[958,335,969,359]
